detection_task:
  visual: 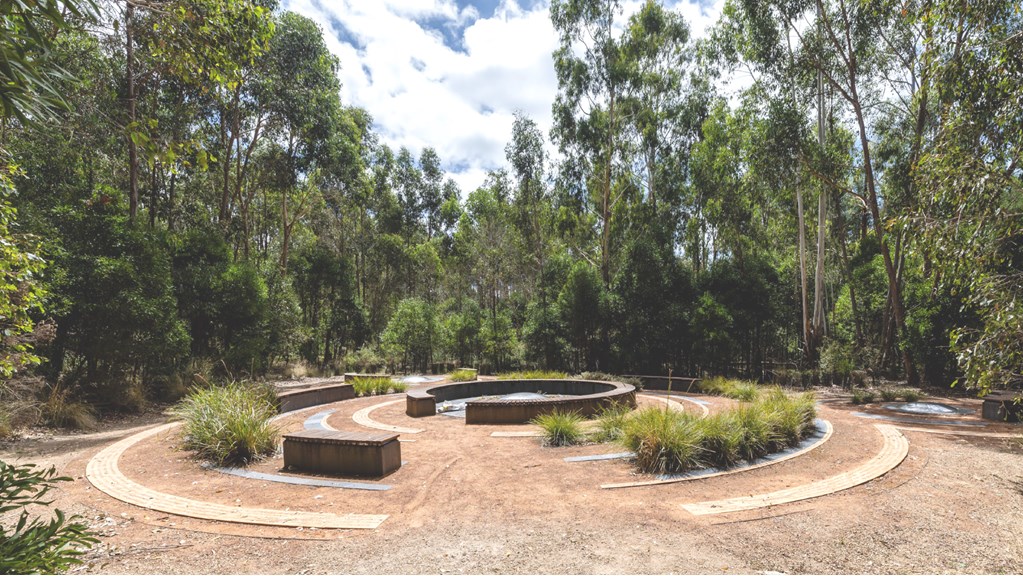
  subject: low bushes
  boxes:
[699,376,760,401]
[350,376,408,397]
[172,381,279,466]
[497,370,569,380]
[532,410,585,447]
[576,372,643,389]
[620,389,817,474]
[590,402,632,443]
[852,387,921,405]
[448,369,478,382]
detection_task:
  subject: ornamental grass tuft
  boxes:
[532,410,585,447]
[350,376,408,397]
[172,381,280,467]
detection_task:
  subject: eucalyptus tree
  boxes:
[913,0,1022,392]
[550,0,627,288]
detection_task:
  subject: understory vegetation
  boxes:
[852,388,922,405]
[350,377,407,397]
[621,390,817,474]
[498,371,569,381]
[532,410,586,447]
[698,377,760,401]
[172,382,280,466]
[447,369,478,382]
[0,461,98,573]
[0,0,1019,437]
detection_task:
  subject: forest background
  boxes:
[0,0,1019,429]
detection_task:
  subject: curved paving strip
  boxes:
[352,399,424,434]
[681,423,908,516]
[86,422,388,529]
[894,425,1020,438]
[852,411,984,427]
[638,393,709,416]
[601,419,834,489]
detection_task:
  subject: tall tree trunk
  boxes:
[796,181,811,360]
[125,3,138,220]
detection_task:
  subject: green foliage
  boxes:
[0,460,98,573]
[577,372,643,389]
[590,402,632,443]
[621,390,816,474]
[381,298,439,373]
[899,388,921,402]
[172,381,279,466]
[532,410,585,447]
[699,376,760,401]
[448,369,477,383]
[621,408,705,474]
[879,388,900,402]
[497,370,569,380]
[350,376,406,397]
[851,389,876,405]
[0,166,46,380]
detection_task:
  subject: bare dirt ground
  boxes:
[2,383,1022,575]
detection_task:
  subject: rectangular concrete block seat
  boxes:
[406,389,436,417]
[283,430,401,477]
[982,391,1023,422]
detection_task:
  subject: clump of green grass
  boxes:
[899,388,921,402]
[498,370,569,380]
[851,389,876,404]
[172,381,279,466]
[699,376,760,401]
[448,369,478,382]
[577,372,643,389]
[879,387,900,402]
[350,376,408,397]
[590,402,633,443]
[532,410,585,446]
[621,408,705,474]
[620,390,817,474]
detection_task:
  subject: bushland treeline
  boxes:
[0,0,1019,424]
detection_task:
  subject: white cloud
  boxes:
[284,0,726,193]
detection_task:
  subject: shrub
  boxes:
[448,369,478,383]
[497,370,568,380]
[532,410,585,447]
[699,376,760,401]
[0,461,98,573]
[899,388,922,402]
[350,376,407,397]
[171,381,279,466]
[577,372,643,389]
[40,384,96,430]
[621,408,705,474]
[621,390,817,474]
[590,402,632,443]
[879,388,900,402]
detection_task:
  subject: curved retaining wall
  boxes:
[406,379,636,424]
[278,384,354,413]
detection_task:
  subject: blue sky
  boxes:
[283,0,728,192]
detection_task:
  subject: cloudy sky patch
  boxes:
[283,0,726,193]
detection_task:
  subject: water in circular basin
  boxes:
[884,402,963,415]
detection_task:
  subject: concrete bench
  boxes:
[283,430,401,477]
[982,391,1023,422]
[406,389,436,417]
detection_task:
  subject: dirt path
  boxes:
[3,389,1022,575]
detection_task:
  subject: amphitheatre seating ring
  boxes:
[406,378,636,424]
